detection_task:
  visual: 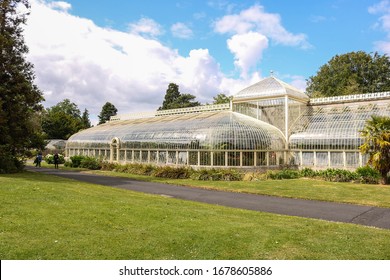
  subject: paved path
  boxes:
[26,166,390,230]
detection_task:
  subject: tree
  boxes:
[0,0,44,173]
[42,99,84,139]
[81,108,91,129]
[213,93,232,104]
[360,116,390,185]
[98,102,118,124]
[158,83,201,110]
[306,51,390,97]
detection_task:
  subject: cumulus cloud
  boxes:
[129,17,163,37]
[171,22,193,39]
[24,0,249,124]
[214,4,310,78]
[227,32,268,78]
[369,0,390,54]
[214,4,310,48]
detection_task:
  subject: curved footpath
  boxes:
[26,166,390,230]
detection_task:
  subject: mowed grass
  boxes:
[1,172,390,260]
[88,170,390,208]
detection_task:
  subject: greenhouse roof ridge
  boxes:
[233,76,309,102]
[109,103,230,121]
[309,91,390,105]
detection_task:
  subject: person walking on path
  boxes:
[53,153,60,169]
[35,153,42,167]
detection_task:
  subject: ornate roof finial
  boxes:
[270,70,274,77]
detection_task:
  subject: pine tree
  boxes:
[81,108,91,129]
[158,83,201,110]
[98,102,118,124]
[0,0,44,173]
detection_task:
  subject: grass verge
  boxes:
[1,172,390,260]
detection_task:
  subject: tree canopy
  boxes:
[0,0,44,172]
[98,102,118,124]
[42,99,89,140]
[213,93,232,104]
[158,83,201,110]
[306,51,390,97]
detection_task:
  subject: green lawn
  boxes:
[1,172,390,260]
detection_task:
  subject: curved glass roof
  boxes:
[67,111,286,151]
[234,77,309,102]
[289,103,390,150]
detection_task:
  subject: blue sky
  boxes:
[23,0,390,123]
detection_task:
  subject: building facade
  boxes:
[65,77,390,169]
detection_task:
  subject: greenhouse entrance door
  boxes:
[110,138,120,162]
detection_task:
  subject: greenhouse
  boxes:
[66,77,390,169]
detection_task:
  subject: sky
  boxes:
[22,0,390,124]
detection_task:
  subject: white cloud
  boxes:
[48,1,71,12]
[227,32,268,78]
[25,0,261,124]
[214,4,310,79]
[214,4,310,48]
[369,1,390,54]
[129,17,163,37]
[171,22,193,39]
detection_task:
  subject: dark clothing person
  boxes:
[53,153,59,169]
[35,154,42,167]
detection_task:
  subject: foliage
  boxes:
[81,108,91,129]
[360,115,390,184]
[0,0,45,172]
[306,51,390,97]
[212,93,232,104]
[98,102,118,124]
[266,169,301,180]
[355,166,381,184]
[64,155,101,170]
[158,83,201,110]
[317,168,358,182]
[44,154,65,164]
[42,99,88,139]
[153,166,191,179]
[191,168,243,181]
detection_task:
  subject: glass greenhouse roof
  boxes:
[289,102,390,149]
[234,77,309,102]
[68,111,286,151]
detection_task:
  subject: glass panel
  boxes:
[346,152,359,167]
[134,150,140,162]
[168,151,176,164]
[256,152,267,166]
[242,152,254,166]
[150,151,157,163]
[159,151,167,164]
[178,152,187,165]
[213,152,225,166]
[269,152,277,166]
[330,152,344,167]
[119,150,125,161]
[126,150,133,162]
[228,152,240,166]
[316,152,328,167]
[302,152,314,166]
[199,151,211,166]
[142,151,148,162]
[189,151,198,165]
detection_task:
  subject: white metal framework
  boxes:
[66,77,390,169]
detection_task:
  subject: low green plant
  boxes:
[266,169,301,180]
[317,168,358,182]
[355,166,381,184]
[79,156,101,170]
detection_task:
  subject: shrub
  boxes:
[153,166,192,179]
[355,166,381,184]
[79,156,101,170]
[266,169,301,180]
[300,168,318,178]
[0,153,24,174]
[318,168,358,182]
[192,169,243,181]
[45,154,65,164]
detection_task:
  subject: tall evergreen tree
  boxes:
[81,108,91,129]
[158,83,201,110]
[98,102,118,124]
[0,0,44,172]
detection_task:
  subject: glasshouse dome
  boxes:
[66,77,390,169]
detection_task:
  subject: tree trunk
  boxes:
[380,172,388,185]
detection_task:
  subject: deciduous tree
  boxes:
[158,83,201,110]
[306,51,390,97]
